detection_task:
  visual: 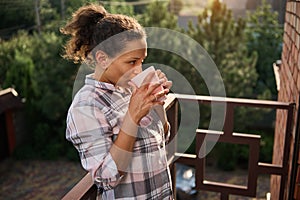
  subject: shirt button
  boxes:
[160,142,164,148]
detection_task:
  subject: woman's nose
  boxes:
[134,66,142,74]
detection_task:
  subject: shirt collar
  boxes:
[85,74,131,94]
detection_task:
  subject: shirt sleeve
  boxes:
[66,104,122,190]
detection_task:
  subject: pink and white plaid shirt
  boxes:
[66,74,173,199]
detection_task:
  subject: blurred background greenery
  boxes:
[0,0,283,171]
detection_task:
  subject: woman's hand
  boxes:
[156,69,172,91]
[155,69,172,101]
[128,71,169,125]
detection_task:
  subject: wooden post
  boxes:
[5,110,16,155]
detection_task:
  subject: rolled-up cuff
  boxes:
[92,153,124,190]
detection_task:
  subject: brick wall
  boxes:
[273,0,300,199]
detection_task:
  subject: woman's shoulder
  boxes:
[71,84,105,106]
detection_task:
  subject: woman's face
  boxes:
[100,38,147,87]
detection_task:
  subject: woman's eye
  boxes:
[129,60,137,65]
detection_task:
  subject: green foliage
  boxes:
[184,0,277,171]
[139,2,204,95]
[140,1,188,91]
[140,1,178,29]
[103,0,134,15]
[0,0,279,168]
[64,0,134,17]
[124,0,147,14]
[216,143,239,171]
[0,31,38,99]
[244,0,283,165]
[246,0,283,99]
[64,0,89,16]
[0,0,60,38]
[0,30,78,160]
[187,0,258,98]
[0,0,133,161]
[5,51,36,98]
[0,0,35,38]
[259,132,273,162]
[185,0,260,132]
[168,0,184,15]
[39,0,61,32]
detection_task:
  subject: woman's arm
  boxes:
[109,112,138,175]
[110,76,168,175]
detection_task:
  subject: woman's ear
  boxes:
[95,50,109,69]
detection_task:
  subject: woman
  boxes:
[61,3,173,200]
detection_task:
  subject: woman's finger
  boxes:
[146,81,164,96]
[152,88,169,102]
[163,80,172,90]
[156,69,165,79]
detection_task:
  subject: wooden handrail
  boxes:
[62,172,94,200]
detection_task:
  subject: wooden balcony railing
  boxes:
[168,93,295,200]
[62,93,295,200]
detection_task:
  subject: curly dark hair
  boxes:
[60,3,146,63]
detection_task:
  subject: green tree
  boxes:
[139,1,202,95]
[0,30,78,160]
[139,0,179,75]
[0,0,136,161]
[124,0,147,14]
[0,0,35,38]
[0,31,38,98]
[242,0,283,164]
[103,0,134,15]
[185,0,261,170]
[140,1,178,29]
[64,0,134,16]
[187,0,258,98]
[39,0,60,32]
[0,0,60,38]
[168,0,184,15]
[246,0,283,99]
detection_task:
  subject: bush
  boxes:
[0,31,78,160]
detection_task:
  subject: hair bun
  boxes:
[76,4,107,25]
[92,11,106,24]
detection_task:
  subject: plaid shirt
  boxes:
[66,74,173,200]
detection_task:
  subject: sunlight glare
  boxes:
[183,169,193,179]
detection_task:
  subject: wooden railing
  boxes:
[62,93,295,200]
[169,93,295,200]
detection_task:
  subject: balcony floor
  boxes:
[0,158,86,199]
